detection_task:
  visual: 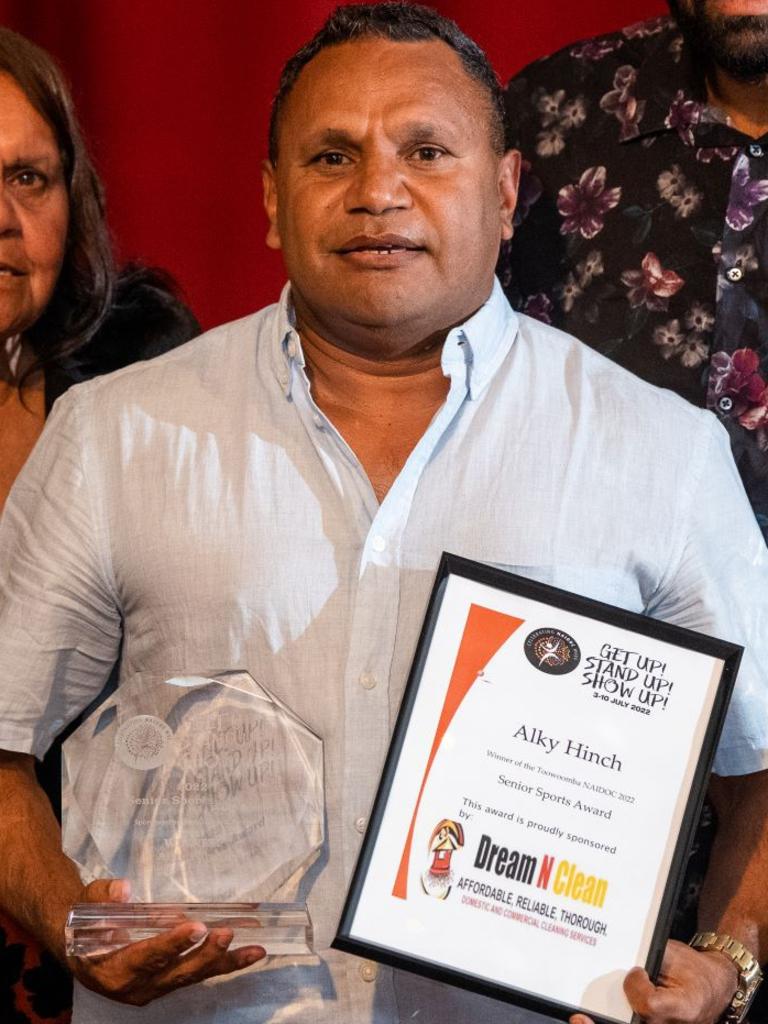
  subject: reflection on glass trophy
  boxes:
[62,671,324,958]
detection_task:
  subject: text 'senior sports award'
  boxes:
[334,553,742,1024]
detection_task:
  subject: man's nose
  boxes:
[345,153,410,214]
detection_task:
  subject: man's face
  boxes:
[262,38,518,358]
[669,0,768,80]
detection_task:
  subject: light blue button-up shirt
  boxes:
[1,280,767,1024]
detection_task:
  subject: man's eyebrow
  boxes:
[398,122,455,143]
[302,121,460,151]
[304,128,361,151]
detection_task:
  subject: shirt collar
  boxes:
[440,277,519,401]
[272,276,518,402]
[271,283,302,398]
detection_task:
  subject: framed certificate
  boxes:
[333,553,743,1024]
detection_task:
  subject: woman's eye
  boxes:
[10,169,47,191]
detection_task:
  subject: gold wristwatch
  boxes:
[689,932,763,1023]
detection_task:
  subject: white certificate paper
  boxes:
[334,554,741,1024]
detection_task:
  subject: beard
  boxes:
[669,0,768,80]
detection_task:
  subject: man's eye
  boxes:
[413,147,444,162]
[314,152,350,167]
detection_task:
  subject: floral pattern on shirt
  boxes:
[726,157,768,231]
[600,66,645,140]
[500,15,768,538]
[621,252,685,310]
[557,166,621,238]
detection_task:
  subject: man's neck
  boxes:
[298,323,450,503]
[707,67,768,139]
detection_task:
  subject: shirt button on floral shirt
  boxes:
[500,15,768,539]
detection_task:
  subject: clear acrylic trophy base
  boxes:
[65,901,313,958]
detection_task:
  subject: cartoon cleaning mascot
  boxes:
[421,818,465,900]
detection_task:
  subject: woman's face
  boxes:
[0,72,68,343]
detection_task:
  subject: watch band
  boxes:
[689,931,763,1024]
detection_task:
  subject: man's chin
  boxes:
[713,26,768,79]
[671,3,768,79]
[336,300,432,334]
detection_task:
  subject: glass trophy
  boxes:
[62,671,324,958]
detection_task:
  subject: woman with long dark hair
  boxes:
[0,27,199,1023]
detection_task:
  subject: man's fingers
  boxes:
[624,966,677,1021]
[80,878,132,904]
[154,928,234,990]
[230,945,267,970]
[624,964,701,1024]
[71,923,265,1006]
[110,921,209,976]
[624,966,656,1009]
[160,930,266,991]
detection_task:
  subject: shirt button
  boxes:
[313,413,324,429]
[355,816,367,834]
[718,395,734,413]
[748,143,764,158]
[359,671,377,690]
[726,266,743,282]
[359,961,378,982]
[371,535,386,553]
[286,337,298,358]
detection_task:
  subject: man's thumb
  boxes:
[80,878,132,903]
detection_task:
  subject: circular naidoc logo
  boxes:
[524,628,581,675]
[115,715,173,770]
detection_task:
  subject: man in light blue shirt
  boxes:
[0,5,767,1024]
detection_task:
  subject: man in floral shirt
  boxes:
[501,2,768,537]
[501,6,768,1017]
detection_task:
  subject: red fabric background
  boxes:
[0,0,665,329]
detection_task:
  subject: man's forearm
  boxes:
[0,750,83,961]
[700,770,768,960]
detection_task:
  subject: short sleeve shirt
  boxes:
[1,282,768,1024]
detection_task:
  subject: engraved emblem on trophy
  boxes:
[62,671,324,958]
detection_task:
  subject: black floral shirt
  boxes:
[500,15,768,539]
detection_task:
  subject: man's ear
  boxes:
[262,160,282,251]
[498,149,521,242]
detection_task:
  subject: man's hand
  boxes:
[68,879,266,1007]
[569,939,738,1024]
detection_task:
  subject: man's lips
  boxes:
[335,233,425,255]
[0,263,26,277]
[333,234,426,270]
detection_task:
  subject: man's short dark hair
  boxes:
[268,2,507,164]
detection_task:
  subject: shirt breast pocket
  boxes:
[483,562,644,614]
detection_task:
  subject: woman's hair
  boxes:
[0,27,114,384]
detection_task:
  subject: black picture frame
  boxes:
[333,552,743,1024]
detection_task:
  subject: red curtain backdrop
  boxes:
[0,0,665,330]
